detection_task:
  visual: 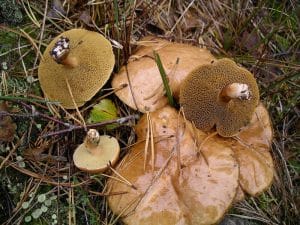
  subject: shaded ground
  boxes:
[0,0,299,224]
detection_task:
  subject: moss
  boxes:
[0,0,23,25]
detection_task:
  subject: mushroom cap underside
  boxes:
[180,58,259,137]
[112,36,215,112]
[73,135,120,173]
[38,29,115,109]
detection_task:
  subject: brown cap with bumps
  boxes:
[180,58,259,137]
[38,29,115,109]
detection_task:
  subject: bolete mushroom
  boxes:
[108,106,239,225]
[73,129,120,173]
[180,58,259,137]
[38,29,115,109]
[112,36,215,112]
[229,103,274,196]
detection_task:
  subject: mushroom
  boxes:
[112,36,215,112]
[229,103,274,196]
[180,58,259,137]
[107,103,274,224]
[73,129,120,173]
[108,106,239,225]
[38,29,115,109]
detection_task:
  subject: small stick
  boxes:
[144,112,150,171]
[42,114,139,138]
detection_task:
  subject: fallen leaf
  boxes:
[87,99,118,130]
[0,102,17,142]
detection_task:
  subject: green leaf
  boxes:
[87,99,118,130]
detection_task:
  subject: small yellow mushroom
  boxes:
[73,129,120,173]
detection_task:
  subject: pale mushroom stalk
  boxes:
[50,36,78,68]
[219,83,252,102]
[84,129,101,152]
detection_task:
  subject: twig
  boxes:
[0,104,69,127]
[0,95,59,104]
[0,135,25,170]
[0,156,92,188]
[42,114,139,138]
[20,102,69,126]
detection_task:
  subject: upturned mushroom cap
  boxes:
[73,130,120,173]
[112,36,215,112]
[38,29,115,109]
[108,106,239,225]
[230,103,274,196]
[180,58,259,137]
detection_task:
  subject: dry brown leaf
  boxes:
[0,102,16,142]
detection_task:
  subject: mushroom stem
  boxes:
[84,129,100,153]
[50,36,78,68]
[219,83,252,102]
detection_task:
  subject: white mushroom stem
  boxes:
[84,129,101,153]
[219,83,252,102]
[50,36,78,68]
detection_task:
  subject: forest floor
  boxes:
[0,0,299,225]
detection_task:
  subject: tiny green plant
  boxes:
[153,51,176,108]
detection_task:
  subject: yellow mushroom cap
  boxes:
[180,58,259,137]
[38,29,115,109]
[73,134,120,173]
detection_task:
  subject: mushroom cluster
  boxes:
[107,104,273,224]
[112,36,214,112]
[38,29,115,109]
[107,37,274,225]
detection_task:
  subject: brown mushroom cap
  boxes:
[108,106,239,225]
[38,29,115,109]
[180,58,259,137]
[73,131,120,173]
[112,36,215,112]
[230,103,274,196]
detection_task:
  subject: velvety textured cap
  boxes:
[180,58,259,137]
[38,29,115,108]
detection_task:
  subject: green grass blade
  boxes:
[153,51,175,107]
